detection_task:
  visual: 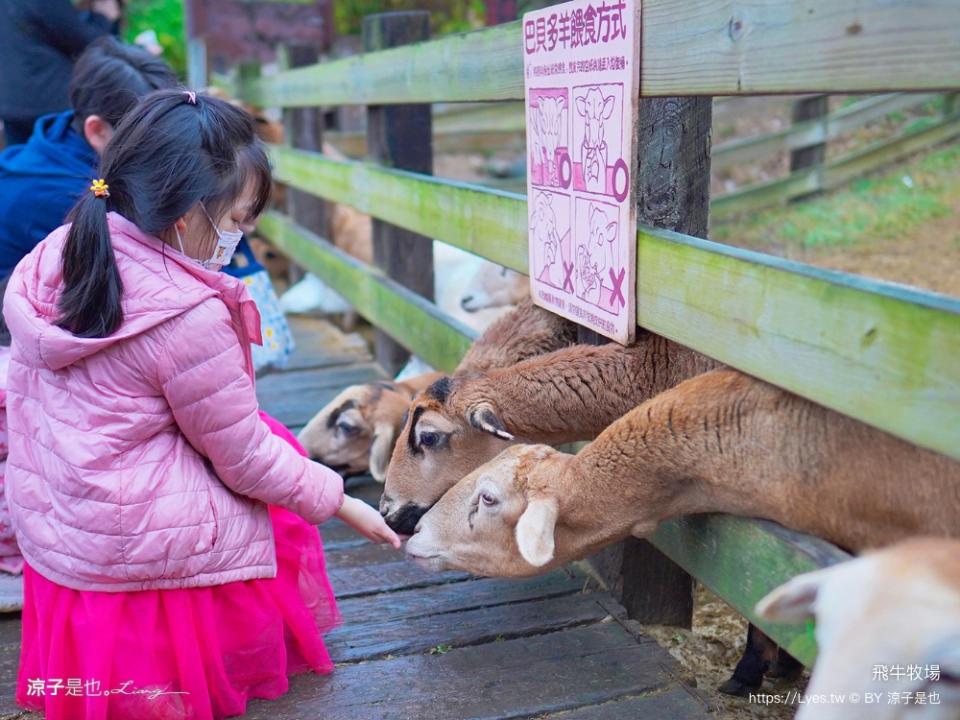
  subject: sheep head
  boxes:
[405,444,573,577]
[380,376,518,535]
[588,204,618,248]
[298,381,415,481]
[575,86,615,150]
[535,96,566,160]
[757,538,960,720]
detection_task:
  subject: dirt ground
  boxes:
[641,585,808,719]
[776,209,960,297]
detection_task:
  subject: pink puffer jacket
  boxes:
[2,212,344,592]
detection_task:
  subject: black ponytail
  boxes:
[55,37,177,337]
[56,90,272,338]
[57,193,123,338]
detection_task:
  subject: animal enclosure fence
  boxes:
[226,0,960,666]
[320,91,960,220]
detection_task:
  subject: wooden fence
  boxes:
[320,92,960,216]
[232,0,960,666]
[712,92,960,218]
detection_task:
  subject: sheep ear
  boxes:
[368,422,397,482]
[516,497,558,567]
[602,95,615,119]
[467,404,514,441]
[604,221,618,242]
[755,566,837,623]
[575,95,586,116]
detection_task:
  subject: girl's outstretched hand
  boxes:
[336,495,402,549]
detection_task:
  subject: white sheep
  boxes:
[757,538,960,720]
[282,241,522,333]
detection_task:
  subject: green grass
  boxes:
[711,142,960,251]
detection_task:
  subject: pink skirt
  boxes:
[15,412,341,720]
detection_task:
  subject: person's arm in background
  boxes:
[28,0,120,59]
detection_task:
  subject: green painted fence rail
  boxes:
[269,145,529,273]
[326,106,526,156]
[256,209,853,665]
[267,144,960,464]
[650,517,851,666]
[257,212,475,373]
[239,0,960,108]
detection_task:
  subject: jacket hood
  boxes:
[3,212,262,371]
[0,111,97,180]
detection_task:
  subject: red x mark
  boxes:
[609,267,626,308]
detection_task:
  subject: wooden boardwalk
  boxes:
[0,316,710,720]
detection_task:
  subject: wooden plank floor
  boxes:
[0,315,710,719]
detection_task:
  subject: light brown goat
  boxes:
[298,372,443,480]
[406,369,960,577]
[381,332,720,534]
[757,538,960,720]
[297,299,577,480]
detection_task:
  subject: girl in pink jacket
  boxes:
[2,89,400,719]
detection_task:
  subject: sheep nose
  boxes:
[379,494,393,517]
[460,296,473,309]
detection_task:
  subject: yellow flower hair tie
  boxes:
[90,179,110,199]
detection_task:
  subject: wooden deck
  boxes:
[0,316,710,720]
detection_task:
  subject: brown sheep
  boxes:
[298,373,443,481]
[406,369,960,574]
[399,365,960,696]
[297,298,577,481]
[380,332,720,533]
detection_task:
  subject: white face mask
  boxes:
[175,204,244,270]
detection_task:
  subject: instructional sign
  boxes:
[523,0,640,344]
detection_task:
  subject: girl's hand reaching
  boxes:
[336,496,402,549]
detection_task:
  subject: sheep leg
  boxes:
[341,309,359,332]
[768,646,804,680]
[718,624,780,696]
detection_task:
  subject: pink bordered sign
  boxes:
[523,0,640,344]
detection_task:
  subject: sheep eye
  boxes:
[337,421,358,436]
[419,431,440,448]
[480,492,497,507]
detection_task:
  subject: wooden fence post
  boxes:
[186,36,208,90]
[486,0,518,25]
[789,94,828,200]
[363,12,434,376]
[282,44,327,287]
[944,92,960,120]
[585,96,713,628]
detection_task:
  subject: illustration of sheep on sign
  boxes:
[581,203,619,307]
[575,244,602,303]
[575,87,615,194]
[531,192,563,288]
[530,94,570,188]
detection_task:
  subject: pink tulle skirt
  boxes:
[15,412,341,720]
